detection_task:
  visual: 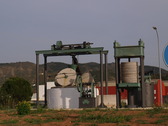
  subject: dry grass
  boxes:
[0,107,168,126]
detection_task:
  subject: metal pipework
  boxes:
[51,41,93,50]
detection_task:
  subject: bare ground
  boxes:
[0,108,168,126]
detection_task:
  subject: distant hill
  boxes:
[42,62,115,83]
[0,62,167,86]
[0,62,36,86]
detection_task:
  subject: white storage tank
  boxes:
[47,87,80,109]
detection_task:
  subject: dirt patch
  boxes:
[0,108,168,126]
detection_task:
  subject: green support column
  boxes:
[44,55,48,107]
[105,53,108,94]
[98,51,106,108]
[140,56,146,107]
[36,54,39,107]
[115,57,121,108]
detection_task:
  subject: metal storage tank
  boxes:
[145,82,154,107]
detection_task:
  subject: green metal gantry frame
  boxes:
[114,39,146,108]
[35,41,108,108]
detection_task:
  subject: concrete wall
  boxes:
[31,82,55,101]
[97,95,116,108]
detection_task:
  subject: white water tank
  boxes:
[47,87,80,109]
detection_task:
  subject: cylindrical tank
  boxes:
[121,62,138,83]
[145,82,154,107]
[47,87,80,109]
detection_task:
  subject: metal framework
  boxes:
[35,41,108,107]
[114,39,145,108]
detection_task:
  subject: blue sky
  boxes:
[1,0,168,69]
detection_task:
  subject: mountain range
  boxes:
[0,62,167,86]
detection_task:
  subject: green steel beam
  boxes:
[114,39,144,58]
[36,47,108,56]
[118,83,141,88]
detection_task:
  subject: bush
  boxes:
[0,77,33,108]
[16,101,31,115]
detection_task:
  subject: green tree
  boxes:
[0,77,33,108]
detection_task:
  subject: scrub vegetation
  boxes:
[0,77,33,109]
[0,107,168,126]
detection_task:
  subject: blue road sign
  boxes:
[163,44,168,66]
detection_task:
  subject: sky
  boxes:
[1,0,168,69]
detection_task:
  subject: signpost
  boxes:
[163,44,168,66]
[162,44,168,106]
